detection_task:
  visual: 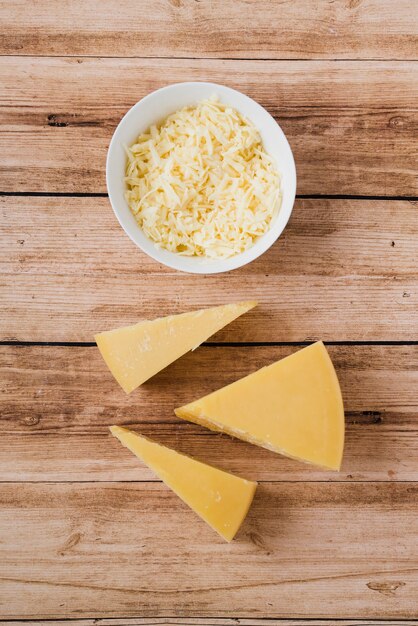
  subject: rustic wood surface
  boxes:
[1,0,417,60]
[3,622,417,626]
[1,344,417,482]
[0,0,417,622]
[1,58,417,196]
[1,482,417,619]
[1,197,417,341]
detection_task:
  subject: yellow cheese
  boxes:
[110,426,257,541]
[175,341,345,470]
[125,97,281,259]
[95,301,256,393]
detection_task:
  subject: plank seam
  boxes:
[1,54,418,61]
[1,192,417,201]
[1,341,417,347]
[0,619,417,624]
[0,480,416,485]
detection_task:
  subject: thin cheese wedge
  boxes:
[95,301,256,393]
[175,342,345,471]
[110,426,257,541]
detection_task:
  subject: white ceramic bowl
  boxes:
[106,82,296,274]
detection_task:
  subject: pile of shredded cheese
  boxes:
[125,97,281,259]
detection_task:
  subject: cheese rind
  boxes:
[175,341,345,471]
[95,301,256,393]
[110,426,257,541]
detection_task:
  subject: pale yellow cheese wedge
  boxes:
[110,426,257,541]
[175,341,345,470]
[95,301,256,393]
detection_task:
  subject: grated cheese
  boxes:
[125,97,281,259]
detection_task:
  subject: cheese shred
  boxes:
[125,97,281,259]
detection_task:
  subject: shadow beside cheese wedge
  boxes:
[95,301,256,393]
[110,426,257,542]
[175,341,345,471]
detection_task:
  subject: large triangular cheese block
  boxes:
[175,341,345,470]
[95,301,256,393]
[110,426,257,541]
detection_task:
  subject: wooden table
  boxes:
[1,1,417,623]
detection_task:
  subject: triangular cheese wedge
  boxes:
[110,426,257,541]
[175,342,345,470]
[95,301,256,393]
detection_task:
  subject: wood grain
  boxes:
[0,481,416,619]
[3,621,416,626]
[1,2,417,622]
[1,196,417,342]
[1,57,417,195]
[1,344,416,482]
[1,0,417,60]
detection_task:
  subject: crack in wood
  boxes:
[367,581,406,596]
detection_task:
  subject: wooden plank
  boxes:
[0,58,417,196]
[0,481,416,618]
[1,0,417,60]
[6,618,415,624]
[1,344,416,482]
[1,196,417,342]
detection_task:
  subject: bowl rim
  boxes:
[106,81,297,274]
